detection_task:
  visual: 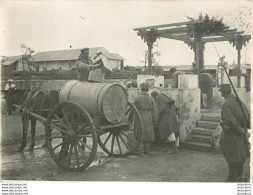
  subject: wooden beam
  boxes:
[201,37,229,43]
[225,31,244,35]
[224,29,237,33]
[133,20,204,31]
[156,27,189,35]
[201,34,250,43]
[160,34,192,42]
[222,33,251,41]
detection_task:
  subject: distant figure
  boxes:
[134,83,157,154]
[170,68,185,88]
[4,79,16,115]
[77,48,103,82]
[127,78,132,88]
[5,79,15,90]
[219,84,249,182]
[191,61,198,74]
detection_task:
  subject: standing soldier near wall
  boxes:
[219,84,249,182]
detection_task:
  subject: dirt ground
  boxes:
[0,113,250,182]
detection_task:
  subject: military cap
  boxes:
[219,84,231,93]
[151,91,159,97]
[8,79,13,82]
[140,83,149,91]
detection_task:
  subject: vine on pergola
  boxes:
[188,13,227,39]
[187,13,227,72]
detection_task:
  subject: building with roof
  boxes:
[1,55,29,72]
[32,47,124,71]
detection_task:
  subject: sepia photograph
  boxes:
[0,0,252,194]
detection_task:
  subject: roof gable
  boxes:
[1,55,27,66]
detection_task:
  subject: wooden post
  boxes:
[236,43,242,88]
[139,30,158,75]
[195,40,200,78]
[147,42,152,74]
[229,36,249,88]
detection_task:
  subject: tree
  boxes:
[20,43,37,71]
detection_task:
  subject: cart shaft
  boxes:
[13,104,47,123]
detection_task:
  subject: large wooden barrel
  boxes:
[59,80,128,124]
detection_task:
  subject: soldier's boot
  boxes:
[226,163,237,182]
[236,162,246,182]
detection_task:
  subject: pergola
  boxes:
[133,19,251,87]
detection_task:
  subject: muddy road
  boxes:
[1,114,250,182]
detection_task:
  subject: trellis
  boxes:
[133,19,251,87]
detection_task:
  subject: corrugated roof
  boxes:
[33,47,124,62]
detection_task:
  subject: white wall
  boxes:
[137,75,165,88]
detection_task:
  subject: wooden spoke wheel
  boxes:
[45,102,98,171]
[98,102,142,157]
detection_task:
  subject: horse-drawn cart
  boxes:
[14,81,143,171]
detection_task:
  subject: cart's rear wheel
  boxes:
[98,102,142,157]
[45,102,98,171]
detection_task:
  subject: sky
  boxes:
[0,0,251,67]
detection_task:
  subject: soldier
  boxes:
[4,79,15,90]
[134,83,157,154]
[219,84,249,182]
[152,91,179,153]
[77,48,103,82]
[4,79,16,115]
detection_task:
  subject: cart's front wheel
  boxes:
[45,102,98,171]
[98,102,142,157]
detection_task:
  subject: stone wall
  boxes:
[5,80,68,91]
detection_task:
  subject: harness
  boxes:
[21,89,56,128]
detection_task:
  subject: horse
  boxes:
[6,88,59,152]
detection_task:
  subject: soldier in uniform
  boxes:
[134,83,157,154]
[5,79,15,90]
[151,91,179,153]
[77,48,103,82]
[219,84,249,182]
